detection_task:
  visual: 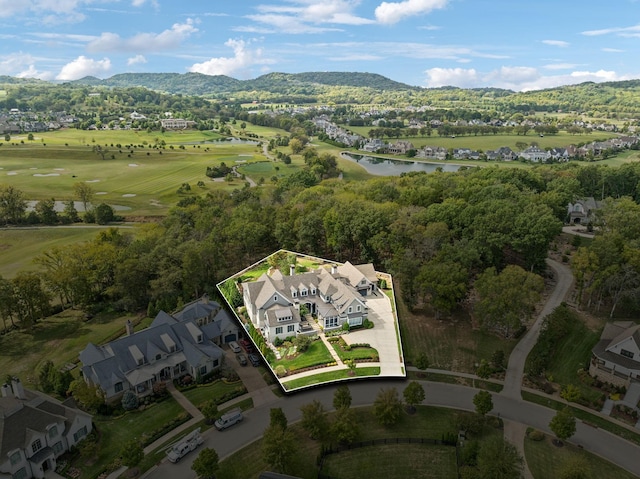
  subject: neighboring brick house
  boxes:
[242,259,378,344]
[0,379,92,479]
[590,321,640,387]
[80,297,236,401]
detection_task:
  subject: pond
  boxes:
[182,138,260,145]
[341,153,463,176]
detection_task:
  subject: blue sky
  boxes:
[0,0,639,91]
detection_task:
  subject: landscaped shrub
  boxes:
[527,429,545,441]
[275,365,287,377]
[273,337,283,347]
[121,391,138,411]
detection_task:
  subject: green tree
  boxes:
[270,407,288,431]
[27,133,34,141]
[560,384,581,403]
[35,198,58,225]
[374,387,403,426]
[414,353,430,370]
[300,400,329,441]
[330,406,359,445]
[476,435,523,479]
[474,265,544,337]
[62,200,80,223]
[403,381,425,414]
[94,203,116,224]
[549,407,576,444]
[418,260,468,318]
[192,448,219,479]
[473,390,493,417]
[121,390,139,410]
[73,182,94,214]
[333,385,352,410]
[120,440,143,468]
[0,185,27,225]
[201,400,218,424]
[12,272,50,327]
[68,378,104,413]
[0,275,16,332]
[262,424,295,474]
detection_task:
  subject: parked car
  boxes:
[228,341,242,353]
[236,353,247,366]
[248,353,261,367]
[239,338,255,353]
[214,408,243,430]
[166,428,203,463]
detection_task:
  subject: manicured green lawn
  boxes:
[281,367,380,390]
[81,397,187,479]
[321,443,457,479]
[271,338,334,372]
[525,431,638,479]
[331,341,379,361]
[181,380,247,408]
[0,226,117,277]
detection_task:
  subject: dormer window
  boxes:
[48,425,58,439]
[32,439,42,454]
[197,334,203,343]
[155,354,162,361]
[292,291,297,298]
[169,345,176,353]
[356,305,361,312]
[9,451,21,465]
[348,306,352,313]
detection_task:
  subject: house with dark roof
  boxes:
[242,261,378,344]
[590,321,640,387]
[80,297,237,401]
[567,197,601,224]
[0,379,92,479]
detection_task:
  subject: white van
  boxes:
[214,408,243,431]
[228,341,242,353]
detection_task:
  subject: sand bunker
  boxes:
[122,194,137,197]
[238,154,253,157]
[54,168,65,171]
[85,179,100,183]
[95,192,108,195]
[235,160,247,163]
[33,173,60,177]
[29,167,37,170]
[7,172,17,176]
[128,163,139,167]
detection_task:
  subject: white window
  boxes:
[48,425,58,439]
[275,326,283,334]
[325,317,339,328]
[348,306,352,313]
[274,295,277,301]
[287,325,295,333]
[292,291,297,298]
[200,365,207,375]
[311,288,316,295]
[73,426,88,442]
[9,451,21,465]
[301,289,308,297]
[197,334,203,343]
[53,441,64,455]
[32,439,42,454]
[114,382,123,393]
[356,305,361,312]
[155,354,162,360]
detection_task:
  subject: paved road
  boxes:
[502,258,574,399]
[144,379,640,479]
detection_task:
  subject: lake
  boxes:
[341,153,463,176]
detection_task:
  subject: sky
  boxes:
[0,0,639,91]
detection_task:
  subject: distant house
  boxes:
[520,146,550,162]
[387,140,414,155]
[567,197,601,224]
[160,118,195,129]
[242,260,378,344]
[361,138,385,152]
[590,321,640,387]
[80,296,236,401]
[418,146,447,160]
[0,379,92,479]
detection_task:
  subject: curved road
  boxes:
[146,258,640,479]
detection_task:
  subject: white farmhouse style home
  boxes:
[590,321,640,387]
[242,260,378,344]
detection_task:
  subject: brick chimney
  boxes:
[11,377,25,400]
[1,383,11,398]
[289,264,296,276]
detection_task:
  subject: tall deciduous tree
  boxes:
[262,424,295,474]
[73,182,94,214]
[374,387,403,426]
[333,385,352,410]
[0,185,27,225]
[418,260,468,318]
[473,390,493,417]
[192,448,219,479]
[550,407,576,444]
[474,265,544,337]
[300,400,329,441]
[476,435,523,479]
[12,272,50,327]
[403,381,425,414]
[330,406,359,445]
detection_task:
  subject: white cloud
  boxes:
[0,52,51,79]
[188,38,274,78]
[424,67,479,88]
[88,18,198,52]
[582,23,640,36]
[542,39,569,48]
[127,54,147,66]
[329,54,383,61]
[56,55,111,80]
[375,0,448,25]
[543,63,580,70]
[424,66,635,91]
[245,0,373,34]
[602,47,624,52]
[17,64,53,80]
[0,0,92,22]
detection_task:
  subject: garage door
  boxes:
[224,333,237,343]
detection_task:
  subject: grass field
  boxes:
[281,367,380,390]
[0,308,140,382]
[271,339,334,372]
[525,431,638,479]
[217,405,469,479]
[396,286,517,373]
[181,380,247,408]
[0,226,117,277]
[321,443,457,479]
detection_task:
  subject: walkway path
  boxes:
[500,258,574,478]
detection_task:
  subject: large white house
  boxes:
[242,260,378,343]
[0,379,92,479]
[590,321,640,387]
